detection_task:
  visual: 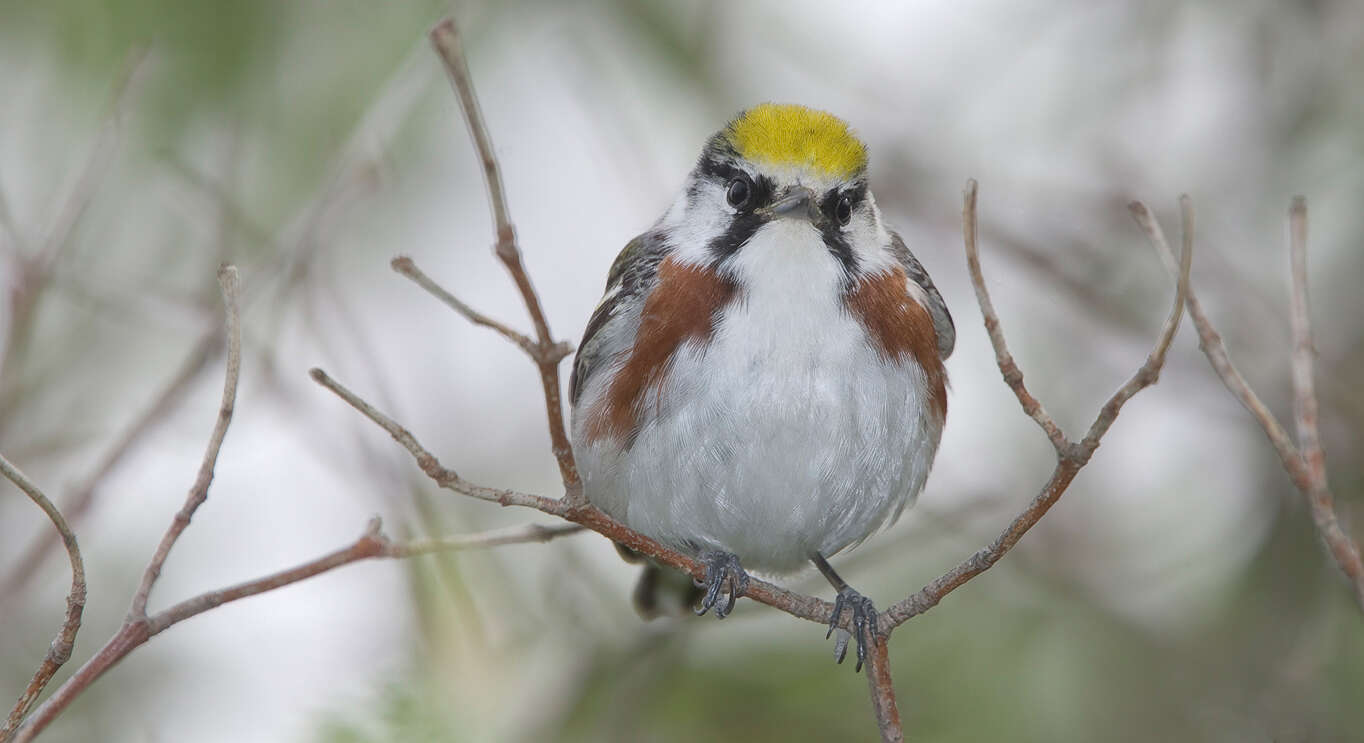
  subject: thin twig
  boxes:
[1127,201,1306,477]
[10,515,588,742]
[1136,197,1363,608]
[129,265,242,619]
[0,457,85,742]
[308,367,561,512]
[1286,198,1364,608]
[389,255,543,358]
[1073,195,1192,455]
[882,186,1191,630]
[428,18,581,498]
[1288,197,1320,472]
[960,180,1069,452]
[310,365,841,627]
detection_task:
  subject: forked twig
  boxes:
[882,182,1191,629]
[1133,197,1363,609]
[428,19,581,498]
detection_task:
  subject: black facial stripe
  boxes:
[817,182,866,277]
[697,156,775,206]
[819,182,867,220]
[707,209,767,262]
[820,227,859,277]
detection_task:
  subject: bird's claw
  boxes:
[827,588,878,672]
[693,550,748,619]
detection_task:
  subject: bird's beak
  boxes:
[763,186,820,222]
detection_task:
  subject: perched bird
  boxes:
[569,104,953,669]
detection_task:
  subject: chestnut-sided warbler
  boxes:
[569,104,954,669]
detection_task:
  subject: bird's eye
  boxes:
[726,178,751,208]
[835,194,853,226]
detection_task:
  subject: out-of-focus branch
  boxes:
[428,19,581,499]
[129,265,242,619]
[1287,199,1364,608]
[387,522,585,558]
[1135,197,1364,611]
[882,183,1191,629]
[0,457,85,742]
[0,326,220,604]
[0,48,148,406]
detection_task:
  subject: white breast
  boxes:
[575,221,942,573]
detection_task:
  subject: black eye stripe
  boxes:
[819,183,867,224]
[696,155,774,209]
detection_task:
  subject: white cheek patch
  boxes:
[660,178,731,267]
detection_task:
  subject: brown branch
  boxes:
[863,635,902,742]
[882,184,1191,630]
[390,255,542,358]
[428,18,581,500]
[1134,198,1364,610]
[307,366,840,628]
[1288,199,1364,608]
[960,180,1069,452]
[1073,195,1192,454]
[0,456,85,742]
[308,367,561,512]
[10,514,586,742]
[129,265,242,619]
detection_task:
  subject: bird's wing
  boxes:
[889,230,955,359]
[569,230,670,406]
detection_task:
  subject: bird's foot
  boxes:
[693,550,749,619]
[827,586,878,673]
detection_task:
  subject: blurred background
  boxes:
[2,0,1363,741]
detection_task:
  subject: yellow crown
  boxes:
[724,104,868,179]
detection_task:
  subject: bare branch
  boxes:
[882,186,1190,630]
[312,365,842,627]
[863,635,902,742]
[1287,199,1364,608]
[960,179,1069,452]
[1288,197,1319,468]
[1135,197,1364,609]
[1127,200,1306,474]
[428,17,582,499]
[1073,196,1191,454]
[391,255,546,360]
[308,367,561,511]
[11,514,589,742]
[0,457,85,742]
[129,265,242,619]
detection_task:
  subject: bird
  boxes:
[568,103,953,670]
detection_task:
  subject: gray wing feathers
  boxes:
[569,231,669,405]
[889,231,955,359]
